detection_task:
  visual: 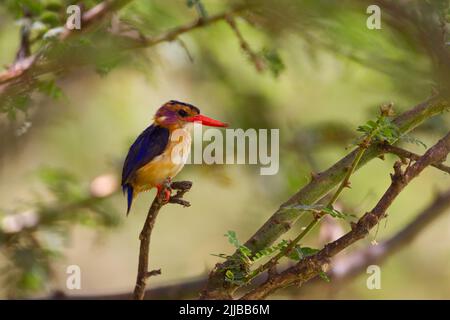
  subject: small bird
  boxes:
[121,100,228,215]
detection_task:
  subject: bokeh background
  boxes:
[0,0,449,299]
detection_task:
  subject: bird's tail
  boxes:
[123,184,134,216]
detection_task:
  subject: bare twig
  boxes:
[382,144,450,174]
[14,9,32,63]
[132,180,192,300]
[241,131,450,299]
[225,15,265,72]
[133,7,247,48]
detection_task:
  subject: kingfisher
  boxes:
[121,100,228,215]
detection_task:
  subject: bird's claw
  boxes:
[156,182,172,203]
[157,177,174,203]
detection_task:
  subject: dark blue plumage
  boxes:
[121,124,170,214]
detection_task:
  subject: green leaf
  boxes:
[300,247,320,256]
[44,0,63,11]
[211,253,230,259]
[356,113,400,145]
[39,11,60,27]
[37,79,64,100]
[19,271,44,291]
[1,93,31,120]
[286,204,347,219]
[95,55,125,77]
[288,246,320,261]
[224,230,240,248]
[357,124,372,134]
[261,48,285,77]
[225,270,234,281]
[238,245,252,257]
[19,0,45,16]
[284,203,323,212]
[186,0,208,18]
[400,134,427,149]
[319,271,331,282]
[14,94,31,111]
[322,206,346,219]
[367,120,377,128]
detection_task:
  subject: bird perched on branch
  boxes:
[121,100,228,215]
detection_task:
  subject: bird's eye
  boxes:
[178,109,188,117]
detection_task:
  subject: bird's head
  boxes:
[154,100,228,129]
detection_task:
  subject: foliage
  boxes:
[400,134,428,149]
[287,246,319,261]
[0,0,449,299]
[186,0,208,18]
[260,48,285,78]
[215,230,325,285]
[356,109,400,145]
[0,168,120,297]
[287,204,349,220]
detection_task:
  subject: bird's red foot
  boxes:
[156,184,171,203]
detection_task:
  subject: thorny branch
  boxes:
[132,180,192,300]
[327,187,450,283]
[49,187,450,299]
[47,184,450,300]
[240,131,450,299]
[250,128,375,281]
[201,96,449,299]
[1,0,449,300]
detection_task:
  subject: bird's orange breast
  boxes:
[132,127,191,193]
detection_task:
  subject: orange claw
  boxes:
[156,184,171,202]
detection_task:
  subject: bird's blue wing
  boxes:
[121,124,170,186]
[121,124,170,215]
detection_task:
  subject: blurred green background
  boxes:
[0,0,449,299]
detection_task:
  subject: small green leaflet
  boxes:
[288,246,320,261]
[321,207,346,219]
[37,80,64,100]
[224,230,240,248]
[319,271,331,282]
[225,270,234,281]
[400,134,427,149]
[284,204,347,219]
[186,0,208,18]
[357,115,400,145]
[260,48,285,77]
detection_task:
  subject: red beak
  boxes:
[185,114,228,127]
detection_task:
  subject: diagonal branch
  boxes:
[327,187,450,283]
[47,188,450,300]
[382,144,450,174]
[241,131,450,299]
[201,96,449,299]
